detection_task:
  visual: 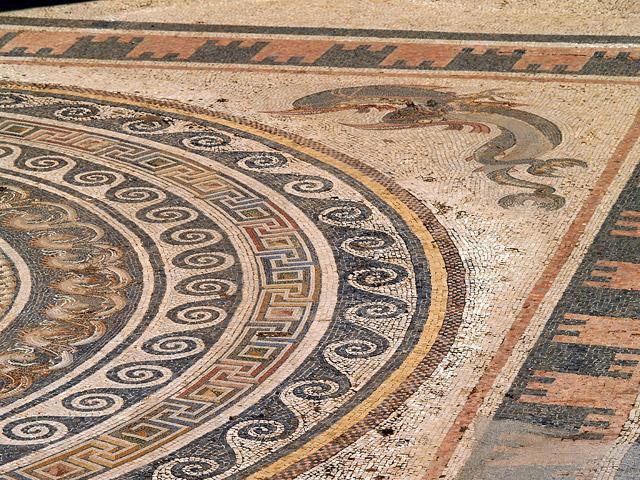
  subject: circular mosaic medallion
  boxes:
[0,84,464,480]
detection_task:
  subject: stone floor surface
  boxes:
[0,1,637,479]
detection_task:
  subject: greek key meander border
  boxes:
[0,81,466,479]
[0,118,341,479]
[0,120,328,467]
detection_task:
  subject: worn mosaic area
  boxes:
[0,3,639,479]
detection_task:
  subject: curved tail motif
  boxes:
[271,85,585,210]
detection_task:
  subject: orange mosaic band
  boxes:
[0,17,638,76]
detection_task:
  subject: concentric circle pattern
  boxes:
[0,87,464,480]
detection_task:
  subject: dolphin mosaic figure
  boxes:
[272,85,586,209]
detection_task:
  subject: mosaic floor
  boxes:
[0,1,638,479]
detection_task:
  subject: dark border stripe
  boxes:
[0,15,639,44]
